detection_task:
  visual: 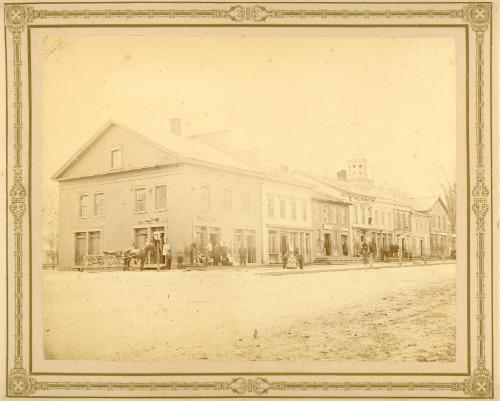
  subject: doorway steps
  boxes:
[313,256,360,265]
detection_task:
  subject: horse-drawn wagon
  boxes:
[79,244,157,272]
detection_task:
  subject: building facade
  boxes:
[261,176,313,264]
[53,122,453,268]
[410,197,451,257]
[410,211,431,256]
[53,120,265,268]
[311,194,351,258]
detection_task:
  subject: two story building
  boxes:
[261,173,313,264]
[410,197,451,256]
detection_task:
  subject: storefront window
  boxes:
[291,201,297,219]
[301,202,307,220]
[280,199,286,218]
[269,230,277,254]
[268,197,274,217]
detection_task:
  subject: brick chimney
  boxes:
[169,117,182,136]
[337,169,347,181]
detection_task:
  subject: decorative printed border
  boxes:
[3,2,493,398]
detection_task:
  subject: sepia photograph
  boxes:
[2,1,494,399]
[41,34,459,363]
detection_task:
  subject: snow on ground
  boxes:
[43,263,455,362]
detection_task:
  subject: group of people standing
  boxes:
[129,237,172,269]
[189,241,249,267]
[355,239,413,264]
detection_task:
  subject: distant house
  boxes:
[410,197,452,256]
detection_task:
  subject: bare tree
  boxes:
[43,189,59,268]
[438,175,456,235]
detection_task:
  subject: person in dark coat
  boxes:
[297,252,304,270]
[221,242,228,265]
[239,246,247,267]
[213,242,221,266]
[281,250,289,269]
[342,241,348,256]
[361,241,369,265]
[190,241,197,266]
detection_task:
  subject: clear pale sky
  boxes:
[43,34,457,199]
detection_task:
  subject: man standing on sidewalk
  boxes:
[368,240,376,268]
[297,252,304,270]
[163,238,172,270]
[281,250,289,269]
[239,245,247,267]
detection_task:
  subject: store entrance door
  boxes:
[150,227,165,265]
[341,234,348,255]
[74,232,87,266]
[324,233,332,256]
[246,233,256,263]
[280,234,288,254]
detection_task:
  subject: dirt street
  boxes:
[43,264,455,361]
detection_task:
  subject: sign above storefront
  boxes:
[138,217,163,225]
[323,224,333,229]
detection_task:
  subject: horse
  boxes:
[123,244,157,271]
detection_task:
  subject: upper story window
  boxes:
[135,188,146,212]
[200,186,210,211]
[374,209,379,225]
[361,207,366,224]
[224,189,232,212]
[323,205,329,223]
[94,192,104,216]
[155,185,167,210]
[241,192,250,214]
[332,206,338,224]
[301,202,307,221]
[341,207,346,225]
[381,211,385,226]
[267,197,274,217]
[79,194,88,217]
[280,199,286,218]
[111,147,122,169]
[291,200,297,220]
[353,205,358,224]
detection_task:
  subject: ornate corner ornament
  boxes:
[4,2,493,398]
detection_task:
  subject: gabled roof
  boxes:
[311,191,352,205]
[294,170,375,200]
[410,196,448,213]
[294,170,412,206]
[121,120,260,172]
[52,119,262,180]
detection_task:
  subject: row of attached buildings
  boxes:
[52,119,453,268]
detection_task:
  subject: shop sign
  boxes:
[323,224,333,229]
